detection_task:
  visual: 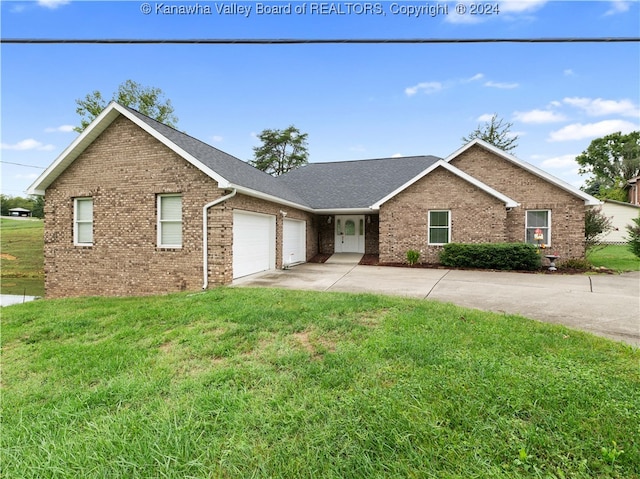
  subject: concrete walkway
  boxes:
[234,261,640,346]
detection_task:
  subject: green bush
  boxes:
[559,258,592,271]
[406,249,421,266]
[439,243,541,271]
[626,215,640,259]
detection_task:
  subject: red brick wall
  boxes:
[449,145,586,259]
[44,116,316,298]
[379,167,508,263]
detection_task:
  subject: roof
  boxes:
[8,207,31,212]
[276,155,440,210]
[27,102,600,210]
[603,199,640,209]
[445,139,601,206]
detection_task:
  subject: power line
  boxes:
[0,161,46,169]
[1,37,639,44]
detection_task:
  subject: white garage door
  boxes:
[283,219,306,266]
[233,211,275,279]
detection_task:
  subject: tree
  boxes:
[75,80,178,132]
[584,206,613,255]
[576,131,640,201]
[626,215,640,258]
[462,114,518,153]
[250,126,309,176]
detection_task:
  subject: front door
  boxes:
[335,215,365,253]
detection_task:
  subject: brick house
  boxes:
[28,102,600,298]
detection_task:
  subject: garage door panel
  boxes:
[283,219,306,266]
[233,211,275,279]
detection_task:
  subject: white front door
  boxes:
[335,215,365,253]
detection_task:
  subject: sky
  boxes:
[1,0,639,197]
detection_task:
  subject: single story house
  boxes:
[599,199,640,244]
[28,102,600,298]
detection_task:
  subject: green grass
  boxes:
[3,288,638,478]
[588,244,640,272]
[1,218,44,296]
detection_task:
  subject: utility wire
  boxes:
[1,37,639,44]
[0,161,46,169]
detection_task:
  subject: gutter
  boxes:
[202,189,237,290]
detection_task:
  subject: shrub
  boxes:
[439,243,541,271]
[406,249,421,266]
[559,258,592,271]
[626,215,640,259]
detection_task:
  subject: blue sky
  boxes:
[1,0,639,197]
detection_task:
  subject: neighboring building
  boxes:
[8,207,32,217]
[600,200,640,244]
[28,102,600,298]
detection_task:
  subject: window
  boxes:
[158,194,182,248]
[526,210,551,246]
[428,210,450,245]
[74,197,93,246]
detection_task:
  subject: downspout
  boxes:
[202,189,237,290]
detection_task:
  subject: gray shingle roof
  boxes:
[276,156,440,209]
[125,106,440,210]
[124,107,310,206]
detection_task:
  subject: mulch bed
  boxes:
[308,253,614,274]
[356,254,614,275]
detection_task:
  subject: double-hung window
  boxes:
[526,210,551,246]
[74,197,93,246]
[428,210,450,245]
[158,194,182,248]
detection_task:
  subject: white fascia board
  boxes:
[227,183,314,212]
[27,102,232,194]
[313,208,375,215]
[370,160,519,210]
[445,139,601,206]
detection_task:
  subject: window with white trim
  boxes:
[428,210,450,245]
[74,197,93,246]
[526,210,551,246]
[158,194,182,248]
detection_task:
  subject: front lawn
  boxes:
[589,244,640,272]
[3,288,638,478]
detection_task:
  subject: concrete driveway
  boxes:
[234,260,640,346]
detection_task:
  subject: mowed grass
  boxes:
[1,218,45,296]
[3,288,638,478]
[589,244,640,272]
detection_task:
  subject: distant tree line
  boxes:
[0,195,44,218]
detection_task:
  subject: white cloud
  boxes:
[38,0,70,8]
[405,82,443,96]
[1,139,55,151]
[498,0,548,13]
[563,97,639,117]
[16,173,40,180]
[604,0,631,15]
[563,69,575,76]
[45,125,75,133]
[514,109,566,123]
[477,113,495,122]
[349,145,366,153]
[540,154,578,169]
[465,73,484,82]
[484,81,519,89]
[548,120,638,142]
[391,153,403,158]
[211,135,223,143]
